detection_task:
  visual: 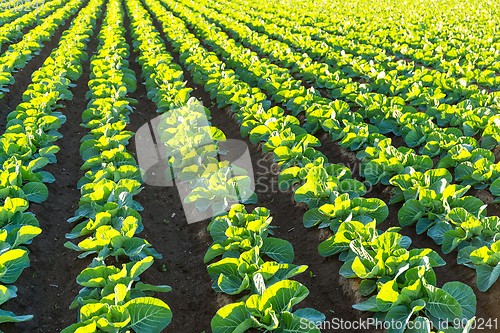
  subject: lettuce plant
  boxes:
[330,229,475,332]
[0,159,50,204]
[205,205,293,263]
[455,157,500,190]
[0,197,39,228]
[357,138,433,186]
[63,257,172,333]
[389,167,452,204]
[211,280,324,333]
[436,144,494,169]
[279,157,366,208]
[184,165,257,214]
[427,208,499,254]
[205,205,303,294]
[65,206,143,240]
[458,241,500,292]
[248,114,303,145]
[207,247,306,295]
[398,183,485,234]
[69,178,144,223]
[304,99,359,135]
[420,132,477,158]
[64,216,161,261]
[481,117,500,150]
[303,193,388,232]
[77,164,145,189]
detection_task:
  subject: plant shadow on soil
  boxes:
[0,2,499,333]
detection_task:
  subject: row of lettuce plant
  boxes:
[207,0,500,145]
[215,0,500,293]
[0,0,69,49]
[140,0,478,331]
[162,102,325,330]
[158,0,497,217]
[0,0,45,27]
[0,0,113,324]
[0,0,109,325]
[62,0,173,331]
[206,204,325,332]
[176,0,500,293]
[163,0,500,206]
[126,0,255,217]
[247,0,500,80]
[124,0,328,330]
[213,0,500,91]
[205,0,500,150]
[160,0,430,176]
[0,0,86,99]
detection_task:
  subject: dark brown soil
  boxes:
[0,1,498,333]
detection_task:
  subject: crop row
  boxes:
[127,0,324,330]
[0,0,86,99]
[61,0,174,331]
[0,0,98,325]
[244,0,500,77]
[140,0,479,331]
[173,0,500,202]
[0,0,45,27]
[204,0,500,147]
[163,0,500,295]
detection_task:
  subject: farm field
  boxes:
[0,0,499,332]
